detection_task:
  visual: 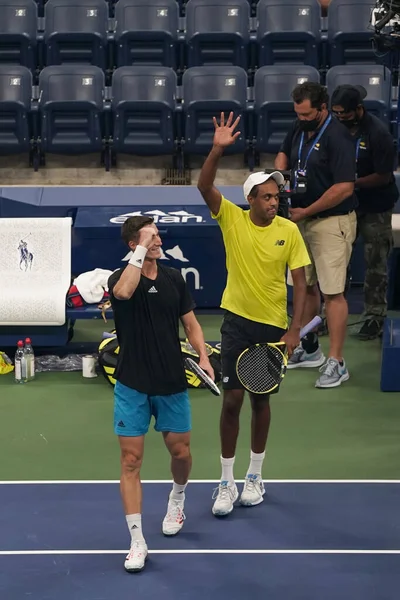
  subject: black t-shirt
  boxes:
[353,111,399,213]
[108,264,196,395]
[280,114,358,218]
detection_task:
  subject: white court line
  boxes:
[0,480,399,485]
[0,549,399,556]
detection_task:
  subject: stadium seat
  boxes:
[0,65,33,158]
[111,66,177,157]
[0,0,38,71]
[44,0,109,69]
[114,0,179,69]
[253,65,320,154]
[185,0,250,69]
[256,0,321,68]
[182,66,248,156]
[326,65,392,125]
[37,65,105,158]
[327,0,377,66]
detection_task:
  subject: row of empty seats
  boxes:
[0,64,391,169]
[0,0,378,75]
[27,0,264,18]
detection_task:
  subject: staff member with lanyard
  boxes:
[331,84,398,340]
[275,81,357,388]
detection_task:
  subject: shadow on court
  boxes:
[0,482,399,599]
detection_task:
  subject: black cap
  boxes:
[331,85,367,112]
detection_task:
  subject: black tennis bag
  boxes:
[97,332,222,389]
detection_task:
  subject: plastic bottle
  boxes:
[15,340,27,384]
[24,338,35,381]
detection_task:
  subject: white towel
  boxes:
[0,217,72,325]
[73,268,113,304]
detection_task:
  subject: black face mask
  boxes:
[298,116,320,132]
[340,118,358,129]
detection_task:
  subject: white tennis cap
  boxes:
[243,171,285,200]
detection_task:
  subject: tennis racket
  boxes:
[184,357,221,396]
[236,315,322,395]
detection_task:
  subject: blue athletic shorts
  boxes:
[114,381,192,437]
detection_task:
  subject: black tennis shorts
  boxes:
[220,311,287,394]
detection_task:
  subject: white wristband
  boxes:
[129,245,148,269]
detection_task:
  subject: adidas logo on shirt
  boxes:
[148,286,158,293]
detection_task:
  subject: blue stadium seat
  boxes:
[256,0,320,68]
[114,0,179,69]
[0,65,33,157]
[327,0,376,66]
[44,0,109,69]
[326,65,392,124]
[182,66,248,155]
[111,67,177,156]
[38,65,105,156]
[253,65,320,153]
[107,0,118,16]
[185,0,250,68]
[0,0,38,71]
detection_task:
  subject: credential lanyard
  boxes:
[297,114,332,174]
[355,137,361,179]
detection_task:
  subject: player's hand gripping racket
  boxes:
[236,315,322,395]
[184,357,221,396]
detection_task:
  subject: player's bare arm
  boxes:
[113,226,156,300]
[180,311,215,380]
[197,112,241,215]
[280,267,307,356]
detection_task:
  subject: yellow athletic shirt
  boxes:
[212,195,311,329]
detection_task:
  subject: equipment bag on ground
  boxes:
[97,332,222,389]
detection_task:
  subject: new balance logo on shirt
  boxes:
[275,240,286,246]
[148,286,158,293]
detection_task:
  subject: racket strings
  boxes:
[237,345,285,393]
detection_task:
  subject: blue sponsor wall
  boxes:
[1,182,400,309]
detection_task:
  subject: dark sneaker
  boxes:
[357,318,383,341]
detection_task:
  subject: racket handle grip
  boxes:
[300,316,322,339]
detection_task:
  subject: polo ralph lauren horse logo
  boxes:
[18,236,34,271]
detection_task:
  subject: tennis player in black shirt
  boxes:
[108,215,214,573]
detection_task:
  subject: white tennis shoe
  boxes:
[124,540,148,573]
[212,481,239,516]
[287,345,325,369]
[240,474,265,506]
[162,492,186,535]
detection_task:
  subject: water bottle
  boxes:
[15,340,27,384]
[24,337,35,381]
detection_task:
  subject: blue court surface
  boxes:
[0,481,399,600]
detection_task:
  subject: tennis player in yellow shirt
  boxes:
[197,112,311,516]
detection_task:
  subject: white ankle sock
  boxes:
[220,455,235,484]
[171,481,187,501]
[126,513,145,543]
[247,451,265,478]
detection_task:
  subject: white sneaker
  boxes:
[124,540,148,573]
[315,357,350,388]
[212,481,238,516]
[240,474,265,506]
[162,493,186,536]
[287,345,326,369]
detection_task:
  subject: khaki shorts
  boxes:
[288,212,357,295]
